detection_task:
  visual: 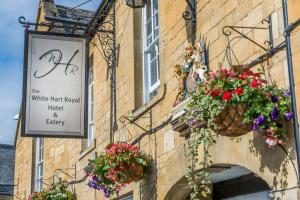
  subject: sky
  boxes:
[0,0,101,145]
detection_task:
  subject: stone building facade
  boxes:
[0,144,15,200]
[14,0,300,199]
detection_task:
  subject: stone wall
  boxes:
[14,0,300,200]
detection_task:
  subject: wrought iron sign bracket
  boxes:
[183,0,196,27]
[88,0,118,142]
[18,16,112,34]
[119,110,153,134]
[54,167,76,181]
[219,15,288,71]
[222,15,274,52]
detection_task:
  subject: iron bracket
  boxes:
[222,15,274,52]
[220,15,282,69]
[286,17,300,35]
[119,110,153,134]
[18,16,112,34]
[183,0,196,26]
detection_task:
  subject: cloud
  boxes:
[0,0,102,145]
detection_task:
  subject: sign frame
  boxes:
[21,30,89,138]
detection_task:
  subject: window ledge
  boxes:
[79,139,96,161]
[170,98,191,138]
[131,83,166,121]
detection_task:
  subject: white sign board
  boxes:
[22,31,87,138]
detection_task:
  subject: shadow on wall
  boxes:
[249,122,297,196]
[184,4,196,44]
[140,159,158,200]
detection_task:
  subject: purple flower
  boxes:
[285,112,293,121]
[188,119,197,127]
[92,175,99,182]
[252,124,259,131]
[255,115,265,125]
[103,188,111,198]
[271,107,279,121]
[284,90,291,97]
[271,95,278,103]
[88,181,97,189]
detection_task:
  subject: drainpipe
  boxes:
[282,0,300,184]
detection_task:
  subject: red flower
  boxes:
[209,88,221,98]
[239,74,247,80]
[253,73,259,77]
[119,164,125,171]
[234,88,243,96]
[250,80,259,88]
[222,91,232,101]
[244,70,252,76]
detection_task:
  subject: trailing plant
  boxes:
[85,142,152,198]
[28,181,76,200]
[184,67,293,199]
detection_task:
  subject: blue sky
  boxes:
[0,0,101,145]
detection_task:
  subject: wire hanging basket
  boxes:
[125,164,143,182]
[212,103,251,137]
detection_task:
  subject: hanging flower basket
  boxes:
[185,67,293,146]
[85,142,152,198]
[183,66,293,199]
[28,181,76,200]
[213,103,251,136]
[125,164,143,182]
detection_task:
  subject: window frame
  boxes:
[35,137,44,192]
[115,194,133,200]
[87,56,94,147]
[142,0,160,102]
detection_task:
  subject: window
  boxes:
[116,194,133,200]
[143,0,160,102]
[87,56,94,147]
[35,138,44,192]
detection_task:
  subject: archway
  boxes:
[164,164,271,200]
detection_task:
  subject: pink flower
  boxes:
[278,139,283,145]
[227,70,234,77]
[266,138,277,147]
[220,67,228,74]
[209,71,217,78]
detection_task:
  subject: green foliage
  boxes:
[28,181,76,200]
[85,142,152,198]
[183,67,292,199]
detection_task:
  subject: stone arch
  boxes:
[158,133,297,199]
[164,164,271,200]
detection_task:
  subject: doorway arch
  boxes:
[164,164,271,200]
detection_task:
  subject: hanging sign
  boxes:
[22,31,88,138]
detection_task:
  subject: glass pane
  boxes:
[146,0,151,20]
[88,124,93,146]
[119,195,133,200]
[150,59,158,86]
[154,14,159,39]
[40,164,43,177]
[153,0,158,12]
[89,67,93,84]
[91,85,94,121]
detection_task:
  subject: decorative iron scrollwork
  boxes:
[183,0,196,25]
[221,15,275,68]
